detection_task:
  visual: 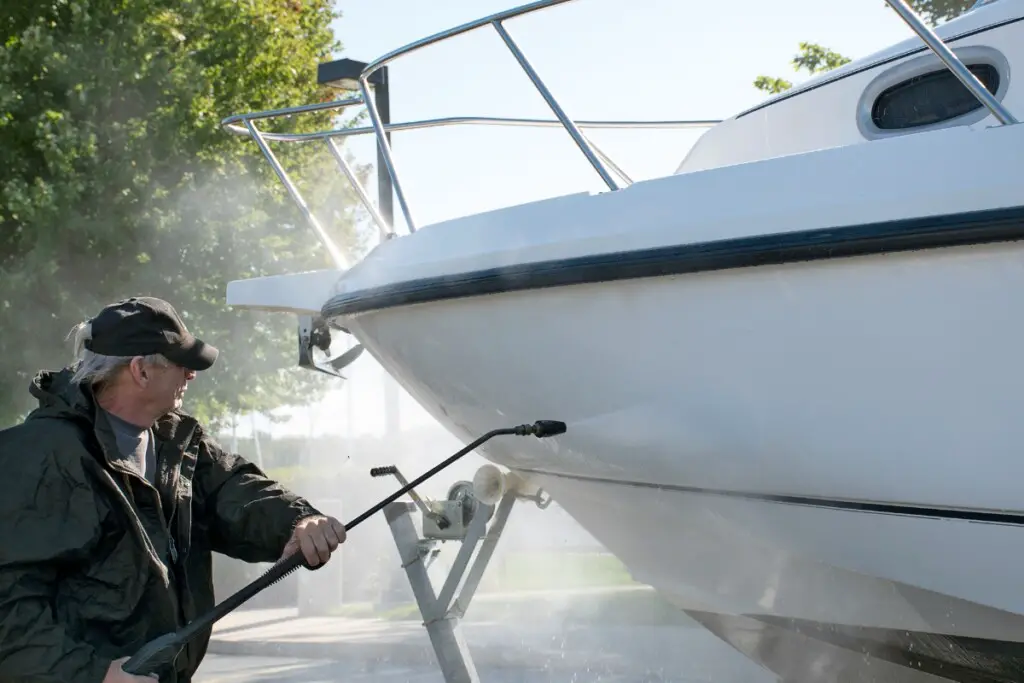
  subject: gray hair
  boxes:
[66,320,169,387]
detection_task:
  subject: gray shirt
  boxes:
[102,409,157,485]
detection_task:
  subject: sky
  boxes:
[228,0,930,440]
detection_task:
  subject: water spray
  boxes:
[121,419,566,677]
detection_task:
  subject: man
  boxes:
[0,297,347,683]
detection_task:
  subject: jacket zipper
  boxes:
[117,466,178,567]
[95,422,183,569]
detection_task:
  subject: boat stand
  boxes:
[377,465,549,683]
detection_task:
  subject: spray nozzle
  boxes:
[514,420,567,438]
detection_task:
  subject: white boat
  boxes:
[222,0,1024,680]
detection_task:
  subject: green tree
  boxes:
[905,0,976,26]
[754,42,852,95]
[0,0,372,428]
[754,0,977,95]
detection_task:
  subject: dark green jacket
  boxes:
[0,368,322,683]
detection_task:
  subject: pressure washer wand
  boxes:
[121,419,566,677]
[349,419,564,529]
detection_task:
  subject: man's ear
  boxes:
[128,357,149,385]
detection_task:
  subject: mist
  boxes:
[6,5,764,681]
[206,375,775,683]
[169,86,773,682]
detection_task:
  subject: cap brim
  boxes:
[166,335,219,371]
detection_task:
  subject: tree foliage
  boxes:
[0,0,371,428]
[754,0,978,95]
[905,0,977,26]
[754,42,852,95]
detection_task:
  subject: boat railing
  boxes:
[220,106,719,247]
[221,0,1017,270]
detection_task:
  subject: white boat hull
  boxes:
[336,236,1024,625]
[318,230,1024,680]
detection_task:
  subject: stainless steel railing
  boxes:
[221,101,719,267]
[355,0,617,233]
[221,0,1016,270]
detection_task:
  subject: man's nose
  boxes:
[185,369,197,381]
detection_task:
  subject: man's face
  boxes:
[137,358,196,414]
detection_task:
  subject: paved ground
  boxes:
[196,598,777,683]
[193,653,757,683]
[193,655,439,682]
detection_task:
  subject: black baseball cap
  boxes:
[84,296,219,371]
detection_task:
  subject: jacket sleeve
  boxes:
[0,446,110,683]
[193,434,323,563]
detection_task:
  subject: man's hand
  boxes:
[103,657,157,682]
[281,514,347,567]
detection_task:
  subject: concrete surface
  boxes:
[192,653,731,682]
[193,653,761,683]
[204,602,776,683]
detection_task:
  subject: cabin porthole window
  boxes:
[871,63,999,129]
[856,46,1010,139]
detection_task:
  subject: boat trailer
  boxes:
[372,461,553,683]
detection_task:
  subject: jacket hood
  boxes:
[27,367,96,424]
